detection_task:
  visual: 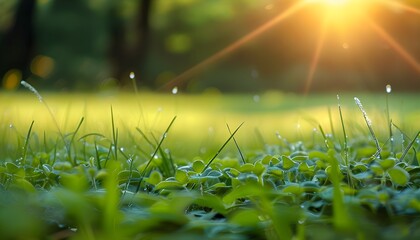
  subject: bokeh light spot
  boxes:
[2,69,21,90]
[30,55,55,78]
[165,33,192,54]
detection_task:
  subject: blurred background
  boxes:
[0,0,419,93]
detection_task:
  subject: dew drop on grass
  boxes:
[386,84,392,93]
[120,147,125,152]
[172,86,178,95]
[9,124,13,128]
[129,72,135,79]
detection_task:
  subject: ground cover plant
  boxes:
[0,85,420,239]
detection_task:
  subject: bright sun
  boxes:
[313,0,373,28]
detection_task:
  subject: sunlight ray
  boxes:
[303,18,329,94]
[369,19,420,74]
[380,0,420,15]
[161,1,308,90]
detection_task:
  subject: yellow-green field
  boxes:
[1,91,419,158]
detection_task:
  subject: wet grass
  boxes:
[0,89,419,239]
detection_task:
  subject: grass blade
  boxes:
[110,106,118,160]
[92,141,101,170]
[328,106,335,138]
[227,123,246,164]
[66,117,84,165]
[399,131,420,163]
[354,97,381,155]
[22,121,34,166]
[385,85,394,154]
[337,95,348,162]
[337,95,353,188]
[202,122,244,173]
[21,81,65,147]
[135,116,177,193]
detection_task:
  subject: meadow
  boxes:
[0,89,420,239]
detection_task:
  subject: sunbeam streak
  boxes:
[369,19,420,74]
[381,0,420,15]
[303,18,329,94]
[161,1,308,90]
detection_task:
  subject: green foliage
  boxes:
[0,94,420,239]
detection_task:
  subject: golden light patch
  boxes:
[30,55,55,78]
[2,69,21,90]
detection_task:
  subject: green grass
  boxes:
[0,89,420,239]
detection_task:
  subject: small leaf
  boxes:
[145,170,163,186]
[223,168,240,178]
[204,170,223,179]
[267,167,283,177]
[370,164,384,176]
[379,158,396,170]
[95,169,108,180]
[261,155,280,165]
[352,171,373,180]
[282,183,302,195]
[298,162,314,173]
[239,163,254,173]
[282,155,296,170]
[6,162,20,173]
[155,180,184,190]
[388,167,409,186]
[175,170,189,184]
[301,181,319,192]
[192,160,205,172]
[229,209,260,226]
[290,151,308,158]
[11,178,36,192]
[42,164,53,175]
[253,162,266,175]
[53,161,73,171]
[309,151,330,161]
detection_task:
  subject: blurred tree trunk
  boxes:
[0,0,36,81]
[109,0,153,87]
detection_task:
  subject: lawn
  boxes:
[0,89,420,239]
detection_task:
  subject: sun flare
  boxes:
[165,0,419,93]
[309,0,373,29]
